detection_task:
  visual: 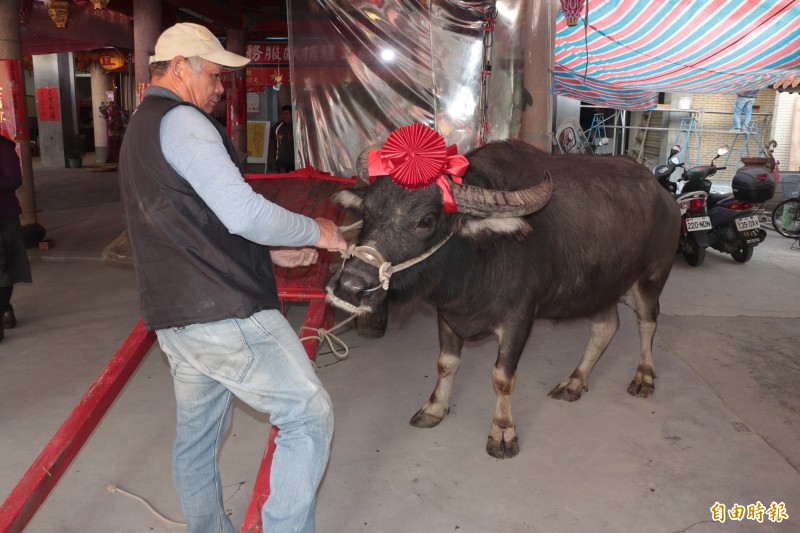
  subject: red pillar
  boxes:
[226,28,248,166]
[0,0,39,229]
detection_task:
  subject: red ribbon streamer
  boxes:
[367,124,469,213]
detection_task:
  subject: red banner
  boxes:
[0,59,29,141]
[36,88,61,122]
[246,67,291,92]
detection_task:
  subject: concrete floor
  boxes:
[1,161,799,532]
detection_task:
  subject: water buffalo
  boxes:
[326,137,680,459]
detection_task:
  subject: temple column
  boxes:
[90,62,112,163]
[32,53,78,167]
[519,0,558,153]
[133,0,161,106]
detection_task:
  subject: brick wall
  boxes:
[688,91,776,180]
[636,91,782,182]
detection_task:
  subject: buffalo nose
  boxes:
[338,271,368,297]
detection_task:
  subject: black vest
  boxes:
[119,95,279,330]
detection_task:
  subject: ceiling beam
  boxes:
[164,0,244,29]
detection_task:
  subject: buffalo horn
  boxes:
[451,171,554,218]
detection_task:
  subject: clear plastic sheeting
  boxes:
[428,1,488,151]
[484,1,525,144]
[288,0,523,176]
[289,0,434,177]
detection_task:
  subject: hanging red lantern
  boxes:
[560,0,584,27]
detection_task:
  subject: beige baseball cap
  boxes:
[149,23,250,68]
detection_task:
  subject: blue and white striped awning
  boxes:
[554,0,800,109]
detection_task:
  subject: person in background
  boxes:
[732,88,759,132]
[268,104,295,173]
[0,134,32,342]
[118,22,346,533]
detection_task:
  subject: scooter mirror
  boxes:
[669,155,681,165]
[670,145,681,156]
[717,145,730,157]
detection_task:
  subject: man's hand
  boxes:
[270,247,319,268]
[314,218,347,251]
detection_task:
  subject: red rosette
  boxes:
[379,123,447,190]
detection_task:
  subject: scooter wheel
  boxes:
[682,244,705,267]
[731,243,753,263]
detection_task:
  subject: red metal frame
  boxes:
[241,426,279,533]
[244,169,357,184]
[1,175,352,532]
[0,321,157,533]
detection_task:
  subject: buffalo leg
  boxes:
[486,320,533,459]
[549,304,620,402]
[410,313,464,428]
[627,276,664,398]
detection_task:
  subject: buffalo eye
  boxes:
[416,213,437,230]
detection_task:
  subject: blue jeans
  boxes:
[733,96,755,130]
[156,309,334,533]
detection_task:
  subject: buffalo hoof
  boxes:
[547,383,583,402]
[627,380,655,398]
[486,435,519,459]
[410,409,443,428]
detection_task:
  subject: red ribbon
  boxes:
[367,124,469,213]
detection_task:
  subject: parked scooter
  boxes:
[679,146,774,263]
[653,145,711,266]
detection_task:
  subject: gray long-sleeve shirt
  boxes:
[152,87,320,247]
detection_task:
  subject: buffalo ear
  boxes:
[451,215,532,241]
[332,188,366,214]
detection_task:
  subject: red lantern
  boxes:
[561,0,584,27]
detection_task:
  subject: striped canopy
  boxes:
[554,0,800,109]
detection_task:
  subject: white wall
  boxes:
[771,92,799,171]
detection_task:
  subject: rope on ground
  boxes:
[300,314,357,361]
[106,484,186,527]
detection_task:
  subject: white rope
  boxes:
[341,233,452,291]
[300,313,358,361]
[106,484,186,527]
[339,220,363,233]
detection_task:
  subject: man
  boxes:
[118,23,346,533]
[732,88,759,132]
[268,104,295,172]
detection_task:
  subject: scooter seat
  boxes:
[707,192,732,209]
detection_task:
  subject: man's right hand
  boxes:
[314,218,347,251]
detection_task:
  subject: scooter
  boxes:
[653,145,711,266]
[679,146,773,263]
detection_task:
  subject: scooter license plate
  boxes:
[735,216,760,232]
[686,216,711,232]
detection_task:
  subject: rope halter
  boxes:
[339,233,453,292]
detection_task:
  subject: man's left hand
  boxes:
[270,247,319,268]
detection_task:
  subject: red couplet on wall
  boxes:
[0,59,29,141]
[36,87,61,122]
